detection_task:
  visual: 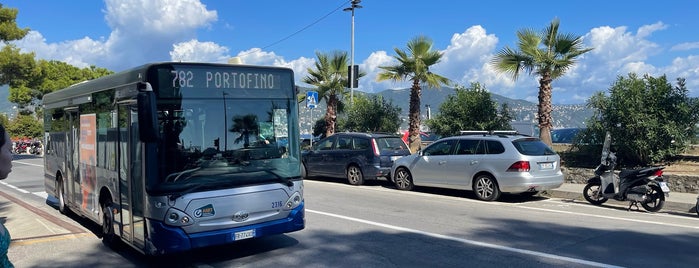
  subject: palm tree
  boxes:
[302,51,353,137]
[230,114,260,148]
[491,18,593,146]
[377,36,451,152]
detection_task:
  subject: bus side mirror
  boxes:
[137,90,159,142]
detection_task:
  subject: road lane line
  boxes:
[510,204,699,230]
[12,160,43,167]
[307,209,622,268]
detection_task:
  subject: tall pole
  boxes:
[344,0,362,105]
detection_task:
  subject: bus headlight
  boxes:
[284,192,302,210]
[164,208,194,226]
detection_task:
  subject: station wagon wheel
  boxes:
[346,165,364,186]
[473,174,501,201]
[394,167,414,191]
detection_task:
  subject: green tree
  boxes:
[491,18,593,146]
[584,74,699,165]
[302,51,359,137]
[426,83,513,137]
[342,94,402,133]
[377,36,451,152]
[7,60,113,113]
[8,114,42,139]
[0,4,29,42]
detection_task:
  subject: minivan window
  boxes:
[315,137,335,151]
[376,137,408,151]
[354,137,370,150]
[512,138,556,156]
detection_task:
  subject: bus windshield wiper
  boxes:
[264,170,294,187]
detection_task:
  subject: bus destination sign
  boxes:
[171,69,282,90]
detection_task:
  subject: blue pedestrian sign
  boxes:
[306,91,318,109]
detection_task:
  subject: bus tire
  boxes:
[101,202,118,247]
[57,178,70,215]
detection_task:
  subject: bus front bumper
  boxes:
[145,201,305,255]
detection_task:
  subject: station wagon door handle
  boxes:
[470,160,479,165]
[439,160,447,165]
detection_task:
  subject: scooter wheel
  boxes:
[695,200,699,217]
[583,182,608,205]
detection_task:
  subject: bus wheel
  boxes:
[101,202,117,247]
[57,179,69,215]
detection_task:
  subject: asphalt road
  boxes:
[4,157,699,267]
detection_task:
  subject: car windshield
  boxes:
[511,138,557,156]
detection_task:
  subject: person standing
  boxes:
[0,124,15,267]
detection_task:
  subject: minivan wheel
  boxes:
[474,174,501,201]
[301,163,308,179]
[347,165,364,186]
[394,167,414,191]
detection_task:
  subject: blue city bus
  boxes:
[42,62,305,255]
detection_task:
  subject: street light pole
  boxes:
[344,0,362,105]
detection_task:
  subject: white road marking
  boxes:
[12,160,44,167]
[308,209,622,268]
[0,181,30,193]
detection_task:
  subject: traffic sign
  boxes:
[306,91,318,109]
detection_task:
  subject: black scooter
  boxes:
[582,131,670,212]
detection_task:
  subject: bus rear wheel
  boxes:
[101,202,117,247]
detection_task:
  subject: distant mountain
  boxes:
[298,86,593,133]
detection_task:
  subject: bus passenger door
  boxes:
[118,105,146,248]
[66,110,82,209]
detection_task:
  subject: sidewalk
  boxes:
[0,190,85,243]
[543,183,699,215]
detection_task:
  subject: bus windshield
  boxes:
[149,65,300,194]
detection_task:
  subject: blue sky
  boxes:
[2,0,698,104]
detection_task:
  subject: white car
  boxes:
[391,132,564,201]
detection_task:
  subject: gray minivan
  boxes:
[302,132,410,185]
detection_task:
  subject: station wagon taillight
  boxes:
[507,161,530,172]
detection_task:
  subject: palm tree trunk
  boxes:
[325,95,337,137]
[408,79,422,153]
[538,74,553,146]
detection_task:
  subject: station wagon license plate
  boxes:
[539,162,554,170]
[234,229,256,241]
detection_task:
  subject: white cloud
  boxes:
[636,21,667,38]
[104,0,217,35]
[671,42,699,51]
[170,39,229,63]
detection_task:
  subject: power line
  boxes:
[238,0,350,57]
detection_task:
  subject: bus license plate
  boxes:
[539,162,554,170]
[234,229,256,241]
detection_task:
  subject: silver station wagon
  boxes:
[391,131,564,201]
